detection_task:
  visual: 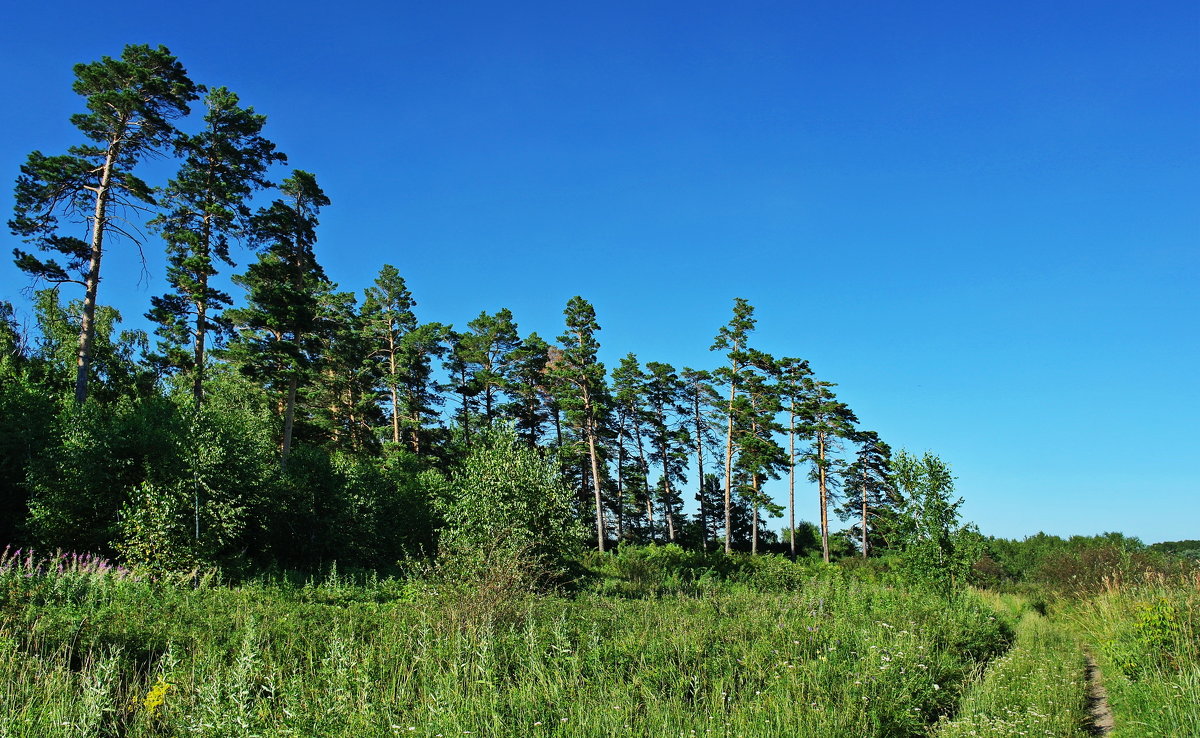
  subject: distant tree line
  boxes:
[1,44,960,574]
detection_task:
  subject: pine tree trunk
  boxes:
[615,425,626,543]
[723,381,735,554]
[751,473,759,555]
[861,481,868,558]
[693,392,708,552]
[459,366,471,448]
[818,431,829,563]
[388,330,400,444]
[586,418,606,553]
[193,300,207,409]
[281,373,299,469]
[75,145,118,404]
[327,368,341,446]
[658,426,676,542]
[634,427,653,543]
[665,492,675,542]
[192,185,215,410]
[553,405,563,449]
[409,408,421,455]
[788,404,796,558]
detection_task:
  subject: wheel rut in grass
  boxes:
[1084,651,1114,736]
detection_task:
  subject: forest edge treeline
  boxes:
[1,45,1190,580]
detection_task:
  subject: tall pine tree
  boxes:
[549,297,610,551]
[644,361,689,543]
[777,356,814,557]
[801,377,858,562]
[837,430,897,557]
[10,44,198,403]
[224,170,331,467]
[147,86,286,407]
[360,264,416,446]
[711,298,756,553]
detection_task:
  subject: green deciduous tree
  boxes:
[889,450,981,595]
[439,424,583,576]
[9,44,198,403]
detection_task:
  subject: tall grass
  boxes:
[1065,573,1200,737]
[0,549,1013,737]
[934,609,1088,738]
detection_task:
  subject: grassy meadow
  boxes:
[1,546,1197,737]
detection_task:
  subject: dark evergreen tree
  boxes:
[503,332,552,447]
[681,367,721,551]
[147,86,286,407]
[445,329,480,447]
[9,45,198,403]
[309,290,384,454]
[360,264,417,446]
[800,377,859,562]
[394,321,451,457]
[458,309,520,428]
[611,353,653,542]
[836,430,897,557]
[643,361,689,542]
[710,298,756,553]
[224,170,331,467]
[548,297,610,551]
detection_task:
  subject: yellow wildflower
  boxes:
[142,676,173,716]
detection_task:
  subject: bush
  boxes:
[438,425,584,583]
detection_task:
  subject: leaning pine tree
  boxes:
[9,44,198,403]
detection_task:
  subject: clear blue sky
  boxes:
[2,1,1196,543]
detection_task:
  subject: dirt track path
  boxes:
[1084,651,1114,736]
